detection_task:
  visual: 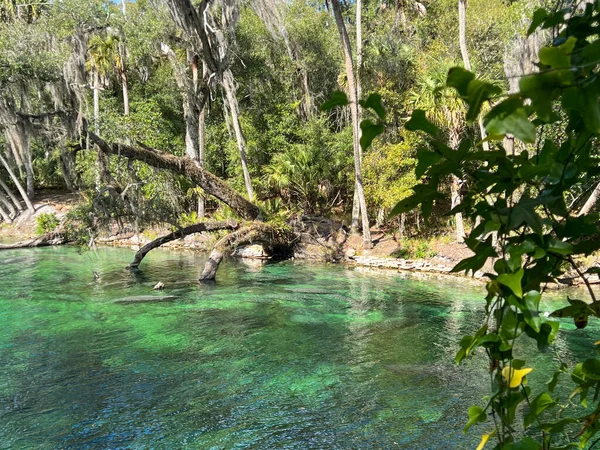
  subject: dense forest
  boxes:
[2,0,600,448]
[0,0,564,243]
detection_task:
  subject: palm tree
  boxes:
[86,35,119,133]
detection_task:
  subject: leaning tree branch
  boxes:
[200,223,294,281]
[85,130,261,221]
[128,219,239,268]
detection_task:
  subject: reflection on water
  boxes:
[0,246,596,449]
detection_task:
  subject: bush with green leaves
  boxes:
[35,212,59,235]
[394,3,600,448]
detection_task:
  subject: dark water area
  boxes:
[0,246,597,449]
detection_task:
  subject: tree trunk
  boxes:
[198,102,206,218]
[451,175,465,243]
[0,190,16,218]
[330,0,372,248]
[0,153,35,213]
[578,181,600,217]
[93,70,100,133]
[129,219,238,268]
[222,69,254,201]
[351,0,363,235]
[0,201,12,223]
[458,0,471,72]
[0,176,23,212]
[86,131,261,220]
[121,70,130,116]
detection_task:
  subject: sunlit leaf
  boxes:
[497,269,524,298]
[476,431,495,450]
[502,367,534,388]
[464,405,487,432]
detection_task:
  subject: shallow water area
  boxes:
[0,246,597,449]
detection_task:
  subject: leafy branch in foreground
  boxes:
[395,3,600,449]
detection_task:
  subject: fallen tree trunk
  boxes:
[200,223,295,281]
[0,232,67,249]
[128,219,239,268]
[86,131,261,221]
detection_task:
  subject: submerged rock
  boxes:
[114,295,176,304]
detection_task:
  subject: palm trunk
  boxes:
[331,0,372,248]
[578,181,600,216]
[222,69,254,201]
[0,153,35,213]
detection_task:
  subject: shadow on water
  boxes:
[0,246,596,449]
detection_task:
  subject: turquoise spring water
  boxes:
[0,246,597,449]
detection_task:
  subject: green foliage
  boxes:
[392,238,437,260]
[397,3,600,448]
[35,212,59,235]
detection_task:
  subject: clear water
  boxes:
[0,247,597,449]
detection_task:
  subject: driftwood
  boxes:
[128,219,239,268]
[200,223,294,281]
[0,232,67,249]
[86,131,261,221]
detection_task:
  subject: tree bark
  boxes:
[121,70,130,116]
[0,198,12,223]
[86,131,261,220]
[0,152,35,213]
[351,0,363,234]
[222,69,254,201]
[0,176,23,212]
[129,219,238,268]
[198,101,206,218]
[330,0,372,248]
[0,189,16,218]
[93,70,100,133]
[578,181,600,217]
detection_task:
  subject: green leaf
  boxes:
[320,91,348,110]
[405,109,439,136]
[451,237,496,275]
[547,239,573,256]
[389,185,441,218]
[527,8,548,35]
[359,93,385,120]
[497,269,524,298]
[509,204,544,236]
[360,120,384,150]
[485,107,536,144]
[539,46,570,69]
[523,290,542,332]
[524,392,555,428]
[538,418,577,433]
[465,79,502,123]
[415,149,441,178]
[524,321,559,352]
[464,405,487,433]
[550,298,593,329]
[582,359,600,380]
[446,67,475,97]
[562,85,600,134]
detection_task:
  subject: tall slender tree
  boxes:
[329,0,372,248]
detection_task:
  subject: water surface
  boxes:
[0,247,596,449]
